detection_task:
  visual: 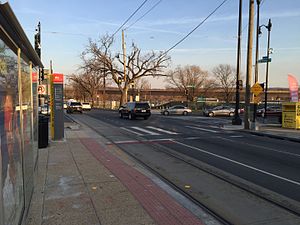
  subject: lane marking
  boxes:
[146,126,178,135]
[229,135,244,138]
[131,126,160,135]
[121,127,144,136]
[108,138,174,145]
[218,137,300,158]
[171,140,300,186]
[185,126,219,133]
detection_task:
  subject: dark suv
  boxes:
[66,102,83,114]
[119,102,151,120]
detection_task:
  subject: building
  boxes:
[0,3,43,225]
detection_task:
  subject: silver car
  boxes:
[161,105,192,116]
[204,105,235,117]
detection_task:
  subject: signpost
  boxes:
[50,73,64,141]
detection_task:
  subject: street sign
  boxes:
[253,95,261,104]
[251,82,263,95]
[258,57,271,63]
[38,85,46,95]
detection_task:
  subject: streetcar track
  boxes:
[73,114,300,223]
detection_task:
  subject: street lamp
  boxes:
[232,0,243,125]
[259,19,272,121]
[252,0,261,126]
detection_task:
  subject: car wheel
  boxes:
[229,112,234,117]
[163,111,169,116]
[208,112,214,117]
[183,111,188,116]
[119,112,123,118]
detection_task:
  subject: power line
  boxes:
[124,0,163,30]
[112,0,149,37]
[165,0,229,54]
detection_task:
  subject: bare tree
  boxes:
[165,65,212,101]
[80,35,170,106]
[212,64,236,103]
[69,72,103,106]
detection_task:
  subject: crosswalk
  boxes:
[120,126,178,136]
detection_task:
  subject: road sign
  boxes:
[258,57,271,63]
[253,95,261,104]
[251,82,263,95]
[38,85,46,95]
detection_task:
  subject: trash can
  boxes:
[38,115,49,148]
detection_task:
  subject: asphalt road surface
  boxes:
[68,109,300,224]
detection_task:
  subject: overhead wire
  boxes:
[112,0,149,37]
[124,0,163,30]
[165,0,229,54]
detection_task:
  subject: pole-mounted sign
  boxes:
[50,73,64,140]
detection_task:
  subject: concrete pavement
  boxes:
[25,120,205,225]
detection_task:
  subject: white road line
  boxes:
[171,140,300,186]
[186,126,219,133]
[146,126,178,135]
[121,127,144,136]
[131,127,160,135]
[229,135,244,138]
[218,137,300,158]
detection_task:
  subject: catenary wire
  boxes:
[112,0,149,37]
[124,0,163,30]
[165,0,229,54]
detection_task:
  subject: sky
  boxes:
[6,0,300,88]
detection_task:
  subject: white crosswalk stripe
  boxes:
[185,126,219,133]
[131,127,160,135]
[146,126,178,135]
[120,126,179,136]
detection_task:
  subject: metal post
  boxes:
[264,19,272,121]
[232,0,243,125]
[253,0,261,125]
[244,0,255,130]
[122,30,127,103]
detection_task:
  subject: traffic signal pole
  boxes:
[232,0,243,125]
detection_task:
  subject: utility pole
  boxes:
[122,30,127,103]
[232,0,243,125]
[244,0,255,130]
[264,19,272,121]
[252,0,261,125]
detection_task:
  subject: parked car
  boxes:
[66,102,83,114]
[82,102,92,111]
[204,105,235,117]
[119,102,151,120]
[161,105,192,116]
[257,105,282,117]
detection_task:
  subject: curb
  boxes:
[240,130,300,143]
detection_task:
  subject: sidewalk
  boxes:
[25,121,205,225]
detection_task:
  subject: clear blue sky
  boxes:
[8,0,300,88]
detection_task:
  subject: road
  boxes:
[68,109,300,225]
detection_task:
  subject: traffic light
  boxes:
[41,68,44,81]
[117,77,122,84]
[34,33,41,58]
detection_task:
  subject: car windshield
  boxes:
[82,103,90,105]
[70,102,81,106]
[135,103,150,109]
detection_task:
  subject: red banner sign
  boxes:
[53,73,64,84]
[32,72,38,83]
[288,74,299,102]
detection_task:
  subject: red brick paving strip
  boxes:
[80,138,204,225]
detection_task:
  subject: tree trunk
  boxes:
[119,86,128,106]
